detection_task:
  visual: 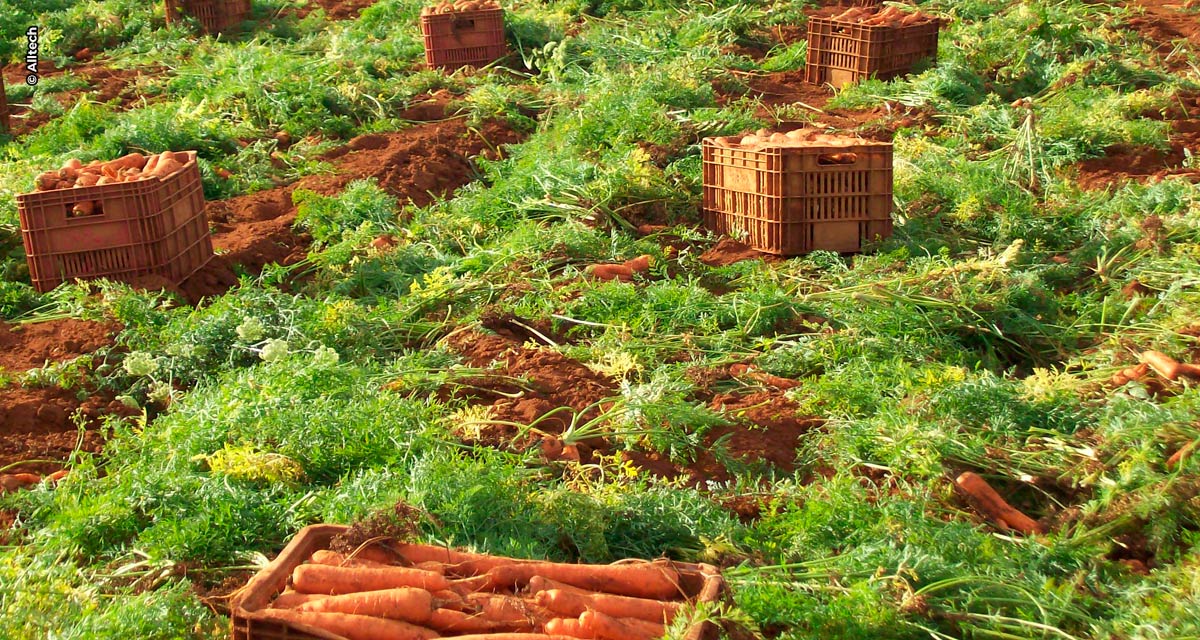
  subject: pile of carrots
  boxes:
[256,542,701,640]
[421,0,500,15]
[34,152,190,194]
[710,128,866,163]
[829,5,938,27]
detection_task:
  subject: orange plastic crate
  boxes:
[702,138,893,255]
[165,0,251,34]
[804,15,941,87]
[420,8,508,70]
[231,524,726,640]
[17,151,214,292]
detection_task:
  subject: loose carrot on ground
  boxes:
[1142,351,1183,381]
[310,549,394,569]
[1111,363,1149,387]
[486,561,682,600]
[535,589,679,623]
[578,610,665,640]
[295,587,434,622]
[1167,440,1197,469]
[544,618,593,638]
[255,609,439,640]
[271,591,328,609]
[292,564,451,595]
[0,473,41,493]
[954,472,1042,535]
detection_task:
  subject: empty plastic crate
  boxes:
[232,524,726,640]
[17,151,214,292]
[165,0,251,34]
[421,8,507,70]
[702,137,893,255]
[804,15,941,87]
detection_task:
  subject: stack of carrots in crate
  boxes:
[35,152,190,192]
[710,128,866,161]
[259,543,691,640]
[421,0,499,15]
[830,5,938,26]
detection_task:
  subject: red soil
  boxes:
[699,238,781,267]
[1122,0,1200,72]
[0,319,132,476]
[179,100,522,301]
[1076,93,1200,190]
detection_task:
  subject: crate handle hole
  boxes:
[818,153,859,165]
[67,200,103,219]
[454,19,477,29]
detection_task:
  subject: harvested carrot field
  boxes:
[3,0,1200,638]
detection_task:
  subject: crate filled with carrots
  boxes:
[231,524,725,640]
[420,0,508,70]
[702,128,893,255]
[17,150,214,292]
[804,4,942,88]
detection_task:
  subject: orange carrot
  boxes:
[295,587,434,622]
[292,564,451,595]
[486,562,682,600]
[0,473,41,493]
[44,469,69,483]
[430,635,575,640]
[310,550,393,569]
[467,593,551,627]
[578,610,664,640]
[1167,440,1197,469]
[954,472,1042,535]
[526,576,590,596]
[255,609,439,640]
[1142,351,1183,381]
[623,255,652,273]
[394,543,518,576]
[545,618,593,638]
[536,589,679,623]
[428,608,516,634]
[271,592,328,609]
[587,264,636,282]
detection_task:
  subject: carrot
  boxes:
[467,593,551,627]
[428,608,516,634]
[1111,363,1149,387]
[535,589,679,624]
[1179,363,1200,380]
[429,635,575,640]
[0,473,42,493]
[295,587,434,622]
[394,543,517,576]
[578,610,664,640]
[271,592,328,609]
[587,264,636,282]
[526,576,590,596]
[545,618,593,638]
[44,469,69,483]
[954,472,1042,535]
[310,549,393,569]
[292,564,451,595]
[255,609,439,640]
[623,255,652,273]
[486,562,682,600]
[1167,440,1197,469]
[1142,350,1183,381]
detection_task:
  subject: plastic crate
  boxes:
[804,15,941,87]
[165,0,251,34]
[17,151,214,292]
[420,8,508,70]
[702,138,893,255]
[231,524,726,640]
